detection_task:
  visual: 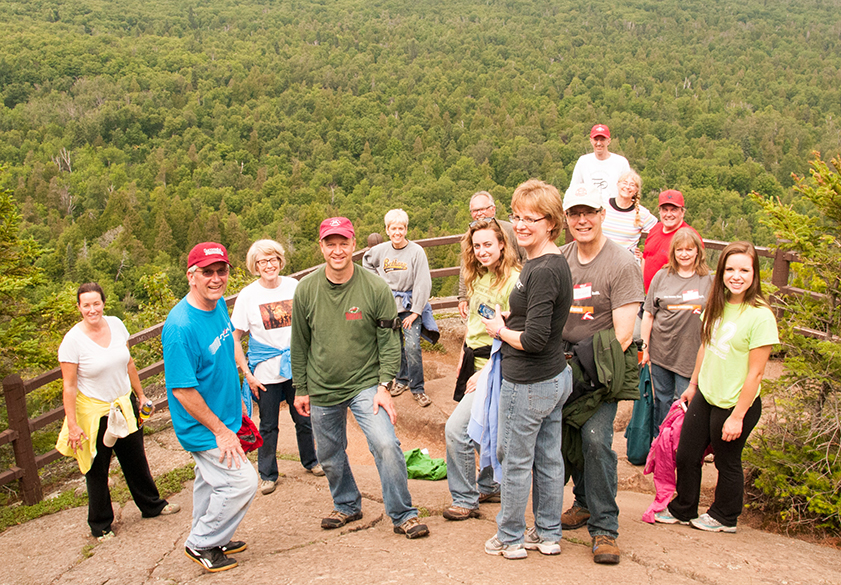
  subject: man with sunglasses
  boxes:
[570,124,631,203]
[457,191,526,319]
[559,185,644,566]
[163,242,257,573]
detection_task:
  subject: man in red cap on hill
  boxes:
[570,124,631,202]
[291,217,430,540]
[641,190,703,292]
[163,242,258,573]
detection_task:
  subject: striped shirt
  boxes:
[603,198,657,252]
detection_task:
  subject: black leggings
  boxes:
[668,391,761,527]
[86,415,167,536]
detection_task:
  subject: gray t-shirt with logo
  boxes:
[561,238,645,345]
[644,269,713,378]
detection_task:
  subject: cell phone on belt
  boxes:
[477,303,495,319]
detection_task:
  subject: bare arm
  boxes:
[482,305,524,350]
[372,383,397,424]
[721,345,773,442]
[233,328,265,396]
[60,362,86,451]
[612,302,639,351]
[172,387,246,468]
[680,344,706,404]
[126,345,151,417]
[640,311,653,365]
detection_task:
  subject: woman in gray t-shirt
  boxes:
[641,228,712,426]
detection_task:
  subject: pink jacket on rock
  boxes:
[642,401,686,523]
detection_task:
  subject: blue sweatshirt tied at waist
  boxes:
[468,338,503,482]
[392,290,440,344]
[240,337,291,417]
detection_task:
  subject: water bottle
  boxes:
[139,399,154,426]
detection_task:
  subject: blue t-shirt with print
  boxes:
[162,297,241,452]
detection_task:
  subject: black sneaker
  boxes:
[220,540,247,554]
[185,546,238,572]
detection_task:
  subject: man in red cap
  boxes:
[641,190,703,292]
[570,124,631,203]
[291,217,430,540]
[163,242,258,573]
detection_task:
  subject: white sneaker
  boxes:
[523,526,561,555]
[484,535,528,559]
[690,513,736,533]
[260,479,277,495]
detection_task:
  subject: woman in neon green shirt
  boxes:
[656,242,779,533]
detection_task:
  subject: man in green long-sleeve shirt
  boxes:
[291,217,429,539]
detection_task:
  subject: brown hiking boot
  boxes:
[592,534,620,564]
[394,516,430,539]
[561,504,590,529]
[478,491,500,504]
[321,510,363,529]
[443,505,480,521]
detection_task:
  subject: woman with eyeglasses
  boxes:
[479,179,573,559]
[232,240,321,496]
[602,170,656,261]
[641,228,713,426]
[656,241,778,533]
[444,217,521,521]
[57,282,179,540]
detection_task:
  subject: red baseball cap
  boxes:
[658,190,685,208]
[590,124,610,139]
[187,242,230,269]
[319,217,355,240]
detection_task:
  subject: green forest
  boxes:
[1,0,841,379]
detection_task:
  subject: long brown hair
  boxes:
[701,241,768,345]
[666,227,710,276]
[461,218,520,297]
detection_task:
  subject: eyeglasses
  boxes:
[509,214,547,225]
[196,266,230,277]
[470,204,494,215]
[618,181,638,190]
[255,257,280,268]
[469,217,499,229]
[565,209,602,221]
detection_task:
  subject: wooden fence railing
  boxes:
[0,233,807,504]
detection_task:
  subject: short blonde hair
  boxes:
[511,179,564,240]
[245,239,287,275]
[384,208,409,229]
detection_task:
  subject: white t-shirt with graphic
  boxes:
[230,276,298,384]
[570,152,631,203]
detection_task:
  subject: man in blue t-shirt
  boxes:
[162,242,258,573]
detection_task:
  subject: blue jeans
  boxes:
[445,391,499,509]
[570,401,619,538]
[496,367,573,544]
[310,386,417,526]
[650,363,691,428]
[397,311,425,394]
[255,380,318,481]
[187,448,258,550]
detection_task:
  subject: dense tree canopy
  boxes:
[0,0,839,376]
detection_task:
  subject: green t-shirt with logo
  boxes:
[698,302,779,408]
[465,269,520,369]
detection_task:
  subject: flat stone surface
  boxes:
[1,319,834,585]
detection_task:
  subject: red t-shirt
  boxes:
[641,221,702,292]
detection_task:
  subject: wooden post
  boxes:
[2,374,43,505]
[772,239,791,291]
